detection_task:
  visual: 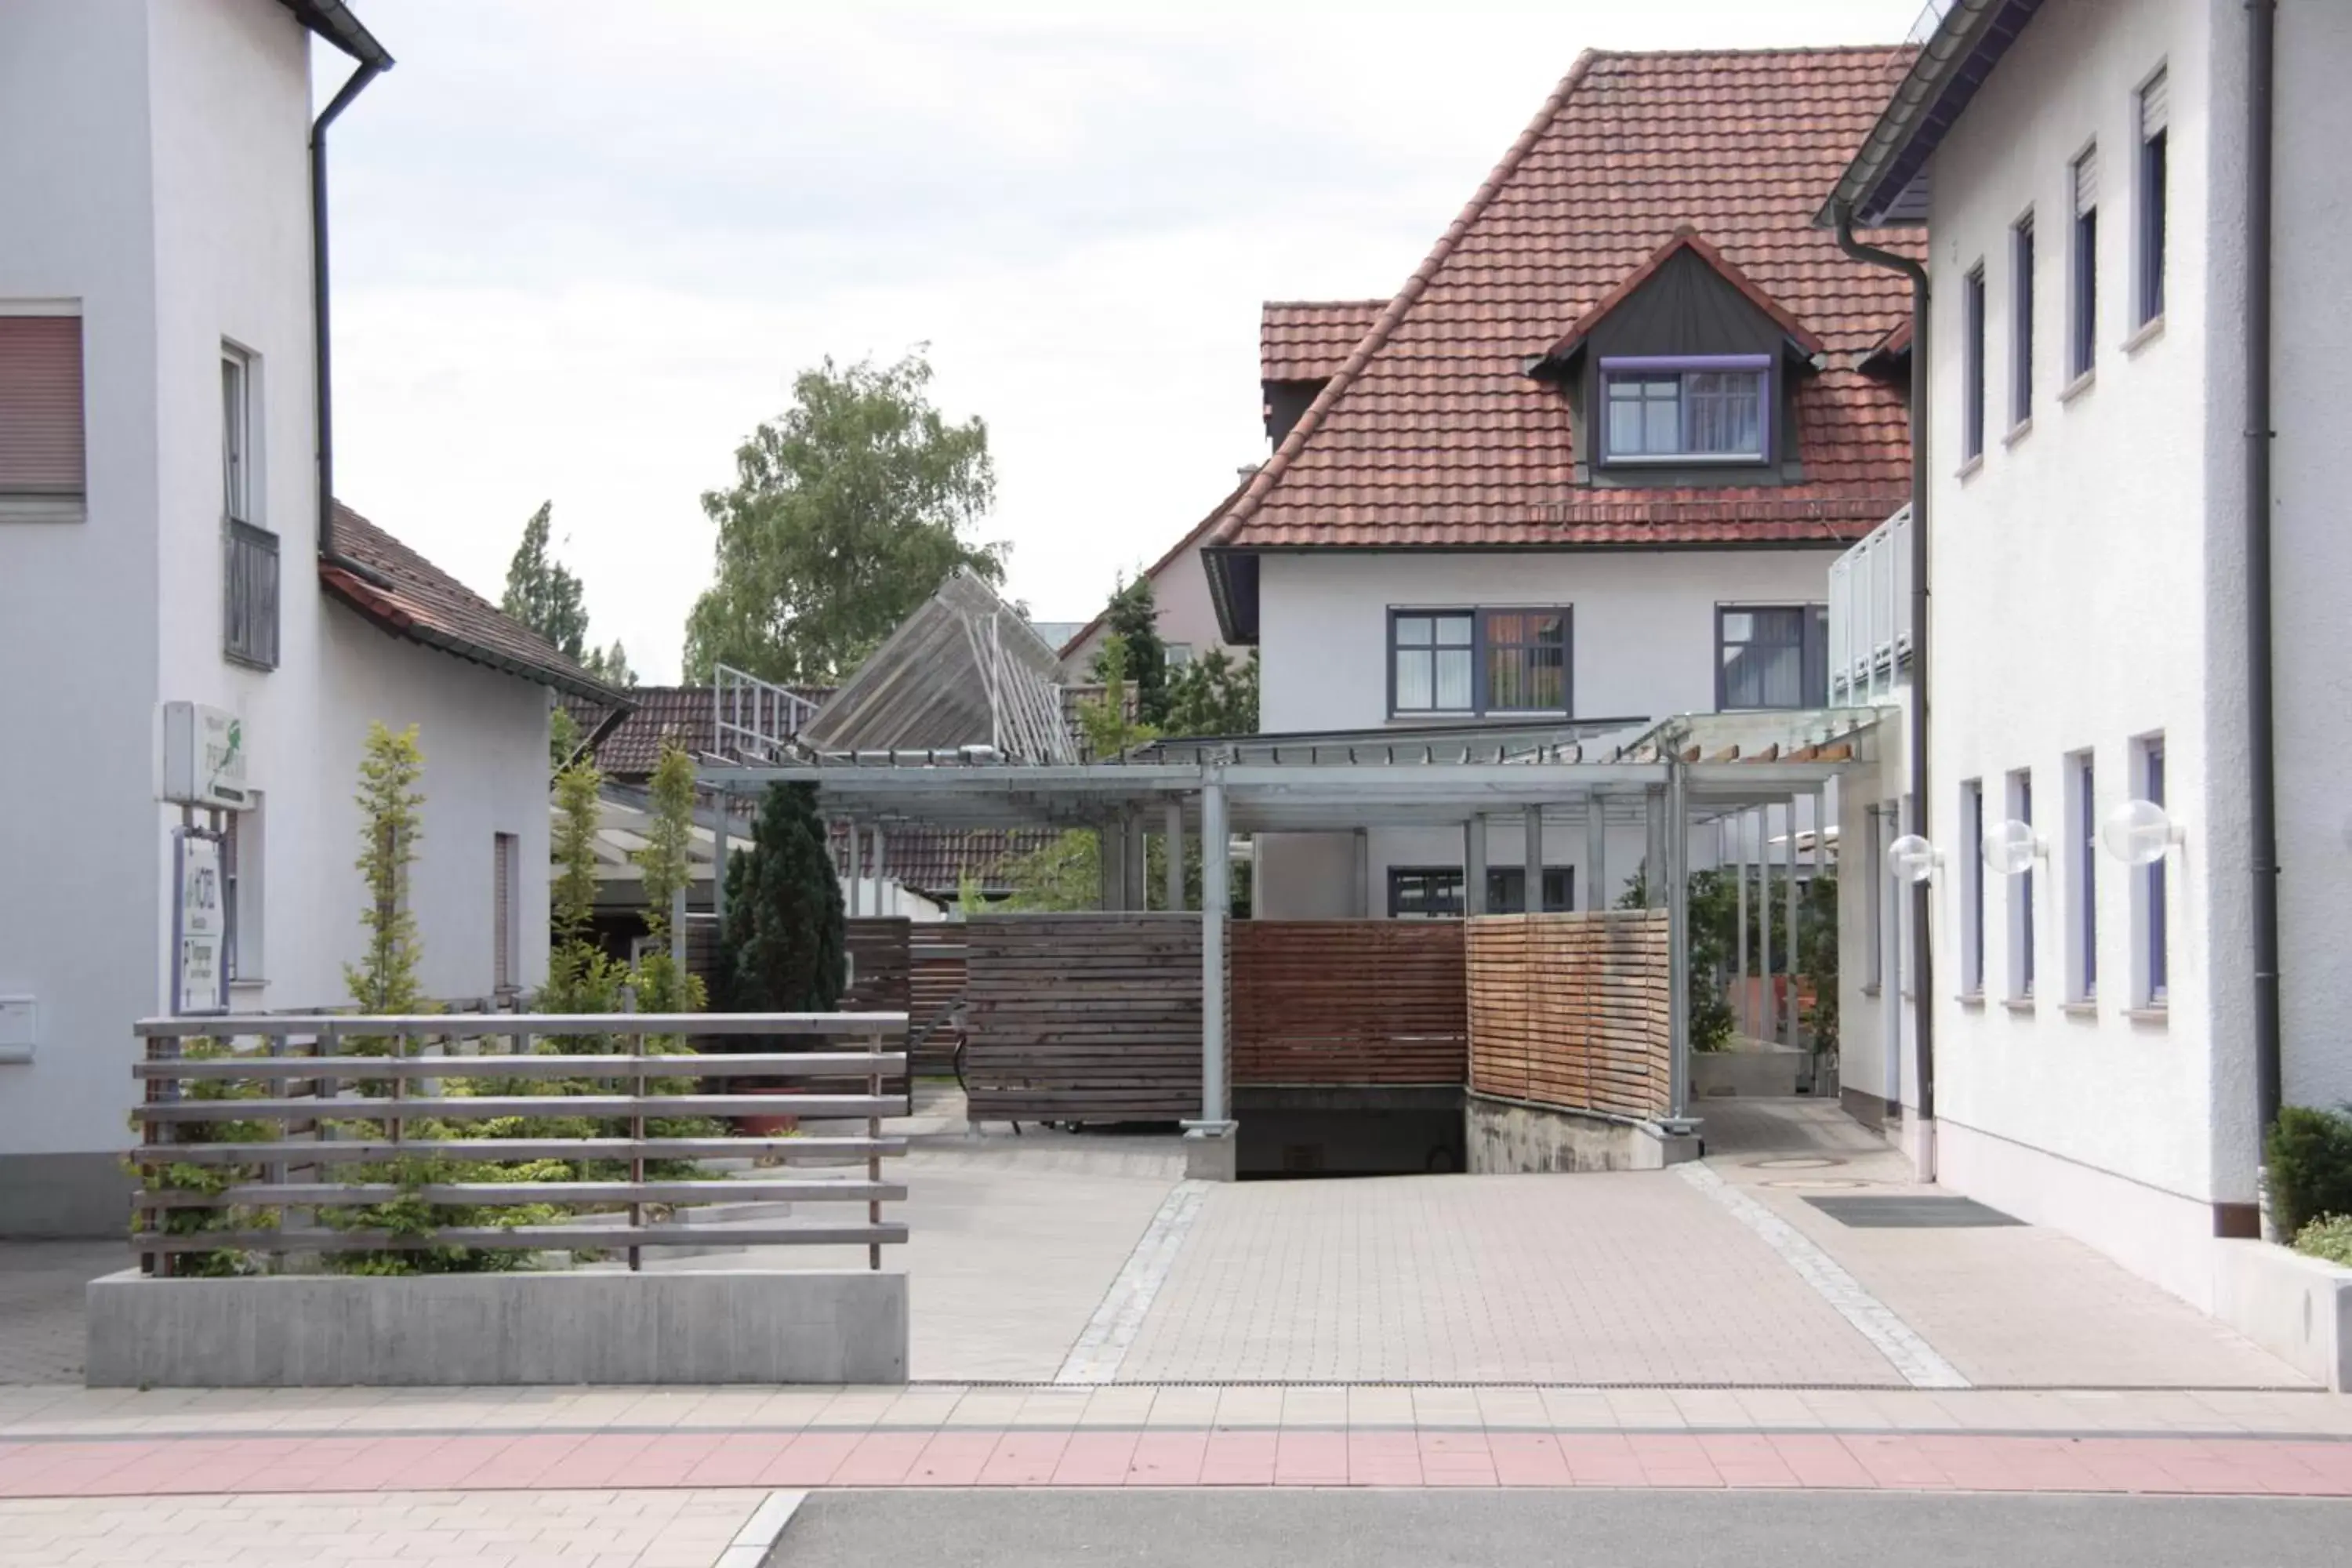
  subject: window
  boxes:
[223,521,280,669]
[1864,804,1885,990]
[1716,605,1828,710]
[2070,147,2099,381]
[222,350,252,524]
[2008,769,2036,1000]
[1389,608,1570,717]
[493,833,521,993]
[2136,71,2168,328]
[2138,736,2168,1006]
[223,797,263,982]
[1598,356,1769,463]
[0,309,85,522]
[2069,750,2097,1001]
[2011,214,2036,426]
[1962,265,1987,462]
[1163,642,1194,670]
[1385,866,1573,917]
[1960,779,1985,996]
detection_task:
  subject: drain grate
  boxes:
[1804,1195,2023,1228]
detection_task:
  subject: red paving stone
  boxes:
[2,1428,2350,1498]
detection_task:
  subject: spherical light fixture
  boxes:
[1981,817,2044,877]
[2100,798,2181,866]
[1888,833,1939,884]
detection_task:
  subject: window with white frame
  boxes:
[1597,356,1769,463]
[221,346,278,669]
[2069,147,2099,382]
[1163,642,1194,670]
[493,832,521,993]
[1389,608,1570,717]
[222,350,252,524]
[2136,735,2167,1007]
[1716,605,1828,710]
[1960,779,1985,996]
[2136,69,2168,328]
[2011,213,2036,426]
[1962,265,1987,462]
[223,797,263,983]
[1863,804,1884,991]
[2068,750,2097,1001]
[2008,768,2036,1000]
[0,307,86,523]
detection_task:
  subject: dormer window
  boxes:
[1598,355,1769,463]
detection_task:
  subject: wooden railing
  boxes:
[130,1011,909,1276]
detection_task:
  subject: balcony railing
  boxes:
[1826,505,1912,708]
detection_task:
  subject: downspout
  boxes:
[310,59,384,568]
[2245,0,2282,1225]
[1835,203,1936,1132]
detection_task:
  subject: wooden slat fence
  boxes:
[1466,911,1671,1120]
[1232,920,1467,1086]
[908,938,968,1075]
[961,913,1208,1121]
[844,918,913,1015]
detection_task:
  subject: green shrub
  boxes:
[2267,1105,2352,1239]
[2295,1214,2352,1268]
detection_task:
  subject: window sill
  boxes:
[1956,452,1985,481]
[2060,1000,2099,1018]
[229,978,267,989]
[2003,417,2034,448]
[1860,983,1882,998]
[2126,1005,2169,1025]
[2060,369,2096,405]
[0,495,87,524]
[223,652,279,673]
[2002,996,2037,1013]
[1956,991,1987,1008]
[1387,712,1566,726]
[2124,315,2165,356]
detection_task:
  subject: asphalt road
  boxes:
[769,1489,2352,1567]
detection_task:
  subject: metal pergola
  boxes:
[694,707,1888,1135]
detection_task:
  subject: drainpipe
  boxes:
[310,59,385,567]
[2245,0,2283,1219]
[1835,204,1935,1131]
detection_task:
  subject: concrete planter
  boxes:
[1690,1042,1806,1098]
[2211,1240,2352,1392]
[86,1266,907,1388]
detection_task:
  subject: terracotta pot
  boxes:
[736,1083,801,1137]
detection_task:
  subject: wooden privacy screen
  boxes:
[1466,911,1672,1120]
[1231,920,1468,1085]
[907,937,969,1075]
[963,913,1207,1121]
[843,917,913,1016]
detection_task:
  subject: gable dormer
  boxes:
[1530,228,1824,489]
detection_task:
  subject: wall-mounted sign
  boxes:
[160,702,252,810]
[172,829,228,1016]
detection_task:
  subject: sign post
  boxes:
[171,828,228,1017]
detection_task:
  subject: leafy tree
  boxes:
[1092,576,1167,728]
[717,783,847,1036]
[500,502,592,661]
[994,829,1101,913]
[632,740,707,1014]
[583,640,637,689]
[1164,647,1259,736]
[346,723,427,1017]
[683,351,1005,684]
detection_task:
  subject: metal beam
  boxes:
[1666,761,1691,1120]
[1200,777,1229,1124]
[1465,816,1488,915]
[1784,794,1801,1047]
[1585,793,1607,910]
[1164,797,1185,913]
[1524,804,1544,913]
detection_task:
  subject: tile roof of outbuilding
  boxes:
[564,684,836,779]
[322,503,627,706]
[1210,46,1920,557]
[1261,299,1385,383]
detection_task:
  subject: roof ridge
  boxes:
[1577,42,1914,60]
[1211,50,1606,547]
[1261,297,1389,309]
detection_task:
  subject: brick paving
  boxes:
[0,1243,113,1386]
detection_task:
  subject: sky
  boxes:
[326,0,1926,684]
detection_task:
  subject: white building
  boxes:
[1823,0,2352,1305]
[0,0,622,1235]
[1198,47,1920,920]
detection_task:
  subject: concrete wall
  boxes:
[86,1269,910,1386]
[1465,1094,1698,1174]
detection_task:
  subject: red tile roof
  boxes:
[322,503,628,706]
[1261,299,1385,383]
[564,684,834,779]
[1210,47,1920,559]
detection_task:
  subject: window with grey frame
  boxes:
[1960,779,1984,996]
[1962,264,1987,461]
[2009,768,2036,999]
[2136,70,2168,328]
[2011,213,2035,426]
[1598,356,1769,463]
[221,350,277,669]
[2069,147,2099,381]
[1715,604,1828,710]
[1387,865,1573,918]
[2141,737,2167,1004]
[1389,608,1570,717]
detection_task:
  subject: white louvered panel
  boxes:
[0,314,85,492]
[2140,69,2169,136]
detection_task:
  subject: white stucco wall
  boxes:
[1916,0,2235,1304]
[1252,547,1843,920]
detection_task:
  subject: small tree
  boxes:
[346,723,427,1016]
[500,502,592,661]
[1165,646,1259,736]
[717,782,846,1033]
[633,740,707,1014]
[1093,575,1168,728]
[1079,633,1160,759]
[548,703,583,771]
[540,757,626,1014]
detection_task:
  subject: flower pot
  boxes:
[736,1083,801,1137]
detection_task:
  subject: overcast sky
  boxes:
[326,0,1923,684]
